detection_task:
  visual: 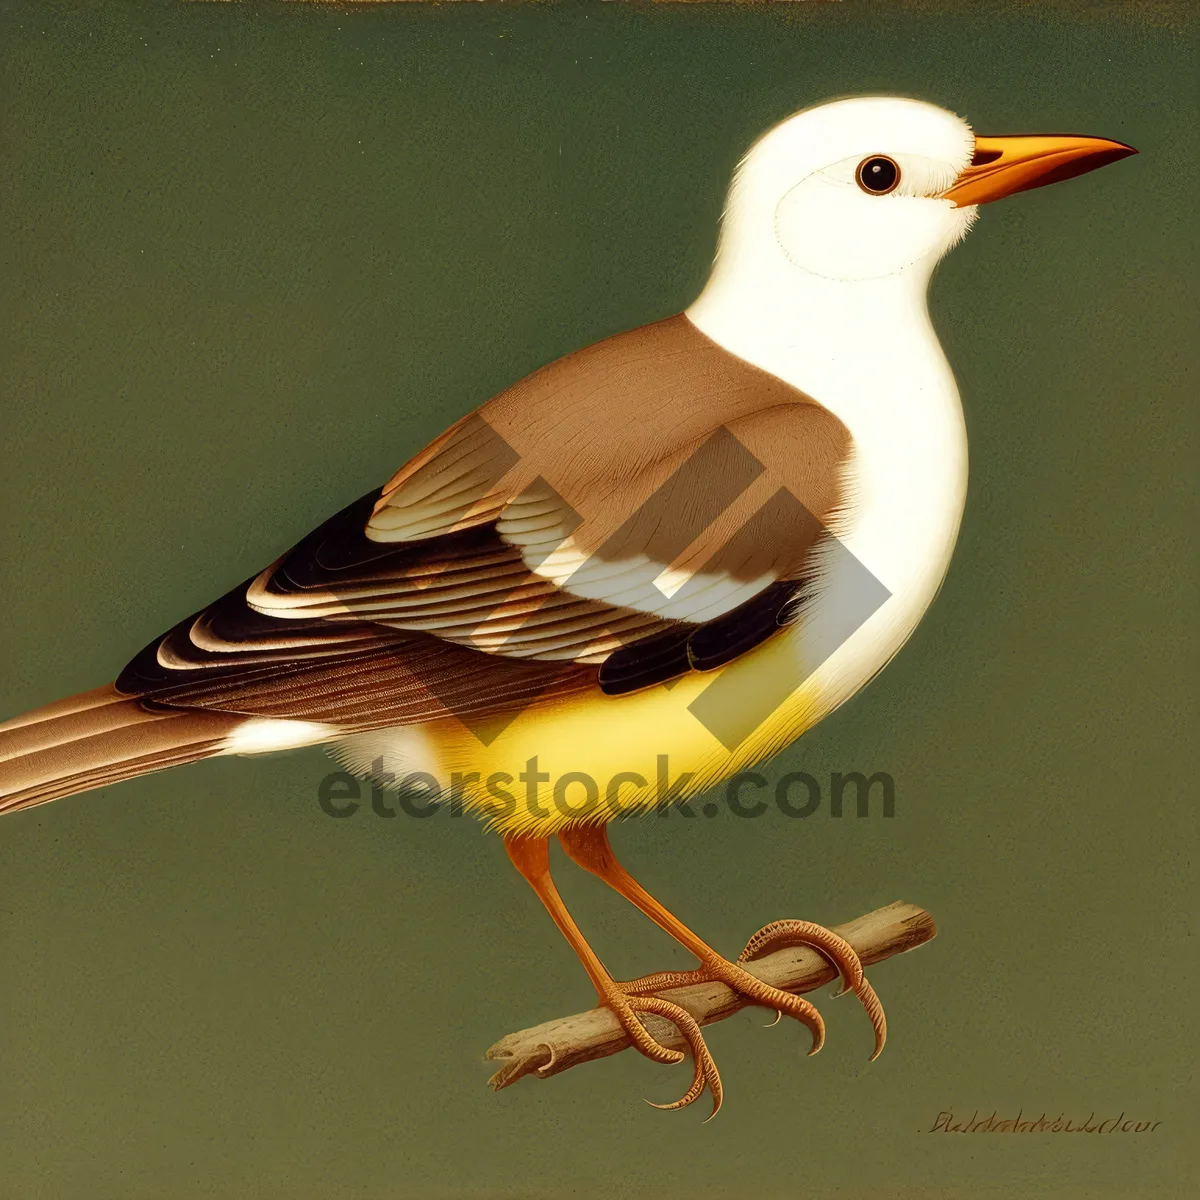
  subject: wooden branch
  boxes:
[485,899,935,1090]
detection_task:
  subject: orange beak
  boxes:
[943,133,1137,207]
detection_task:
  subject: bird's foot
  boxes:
[737,919,886,1060]
[617,950,828,1055]
[619,919,886,1062]
[596,980,724,1117]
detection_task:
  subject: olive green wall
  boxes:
[0,2,1194,1197]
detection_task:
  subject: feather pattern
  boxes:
[2,313,852,813]
[111,315,850,725]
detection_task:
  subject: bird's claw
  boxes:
[615,918,887,1068]
[598,918,885,1114]
[736,919,887,1062]
[601,987,723,1117]
[619,955,826,1054]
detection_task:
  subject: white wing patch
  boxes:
[222,718,339,756]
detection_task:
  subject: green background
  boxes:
[1,2,1195,1197]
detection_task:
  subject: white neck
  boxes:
[688,219,944,402]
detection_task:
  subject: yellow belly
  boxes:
[427,627,824,836]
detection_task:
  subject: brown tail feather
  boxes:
[0,685,243,814]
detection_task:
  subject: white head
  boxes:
[690,95,1134,357]
[717,97,979,288]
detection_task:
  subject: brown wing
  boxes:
[117,315,851,729]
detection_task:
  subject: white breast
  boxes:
[687,277,968,721]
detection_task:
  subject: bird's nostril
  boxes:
[971,148,1003,167]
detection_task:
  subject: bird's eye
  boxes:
[856,155,900,195]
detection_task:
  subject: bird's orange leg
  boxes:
[504,833,723,1116]
[557,824,885,1061]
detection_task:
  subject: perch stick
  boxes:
[485,899,935,1090]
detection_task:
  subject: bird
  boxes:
[0,96,1134,1115]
